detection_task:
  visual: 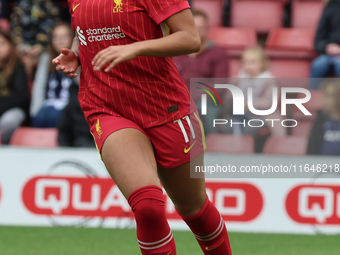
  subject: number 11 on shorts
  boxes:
[174,115,196,143]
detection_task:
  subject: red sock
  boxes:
[178,196,232,255]
[128,186,176,255]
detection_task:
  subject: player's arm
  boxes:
[92,9,200,72]
[71,36,80,56]
[134,9,200,57]
[52,36,80,78]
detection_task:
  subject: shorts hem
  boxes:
[157,150,204,169]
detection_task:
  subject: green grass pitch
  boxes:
[0,226,339,255]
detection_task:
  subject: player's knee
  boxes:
[175,195,207,217]
[176,204,201,217]
[128,185,166,221]
[134,200,165,224]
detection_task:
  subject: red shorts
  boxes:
[90,110,206,168]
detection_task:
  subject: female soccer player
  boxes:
[53,1,232,254]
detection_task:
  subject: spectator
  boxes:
[307,79,340,155]
[10,0,60,81]
[222,46,286,137]
[0,0,10,31]
[30,22,73,128]
[0,30,29,144]
[310,0,340,89]
[0,19,10,32]
[0,0,6,18]
[58,82,95,148]
[173,9,229,135]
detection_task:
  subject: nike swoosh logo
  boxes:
[184,141,196,154]
[205,239,224,251]
[73,3,81,12]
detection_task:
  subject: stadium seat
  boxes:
[208,27,257,57]
[265,28,316,58]
[206,133,255,154]
[230,0,284,34]
[291,121,314,137]
[208,27,257,77]
[291,0,324,30]
[265,28,316,78]
[193,0,224,27]
[292,90,323,120]
[10,127,58,148]
[209,27,257,77]
[269,59,311,78]
[263,135,308,155]
[276,77,309,88]
[229,58,242,77]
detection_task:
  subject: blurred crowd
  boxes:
[0,0,94,147]
[0,0,340,156]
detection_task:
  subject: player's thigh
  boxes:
[158,153,207,217]
[101,128,160,199]
[146,110,207,215]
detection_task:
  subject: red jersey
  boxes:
[68,0,196,128]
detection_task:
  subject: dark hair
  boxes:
[0,30,17,96]
[48,22,74,74]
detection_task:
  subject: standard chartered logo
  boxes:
[76,26,126,46]
[77,26,87,46]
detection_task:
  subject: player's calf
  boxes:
[177,196,232,255]
[128,185,176,255]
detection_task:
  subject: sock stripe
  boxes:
[138,234,173,250]
[138,230,172,246]
[194,217,224,242]
[138,231,173,250]
[194,217,223,240]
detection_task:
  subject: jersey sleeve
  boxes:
[67,0,73,15]
[140,0,191,25]
[67,0,78,30]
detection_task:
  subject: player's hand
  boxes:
[52,48,79,78]
[92,44,138,72]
